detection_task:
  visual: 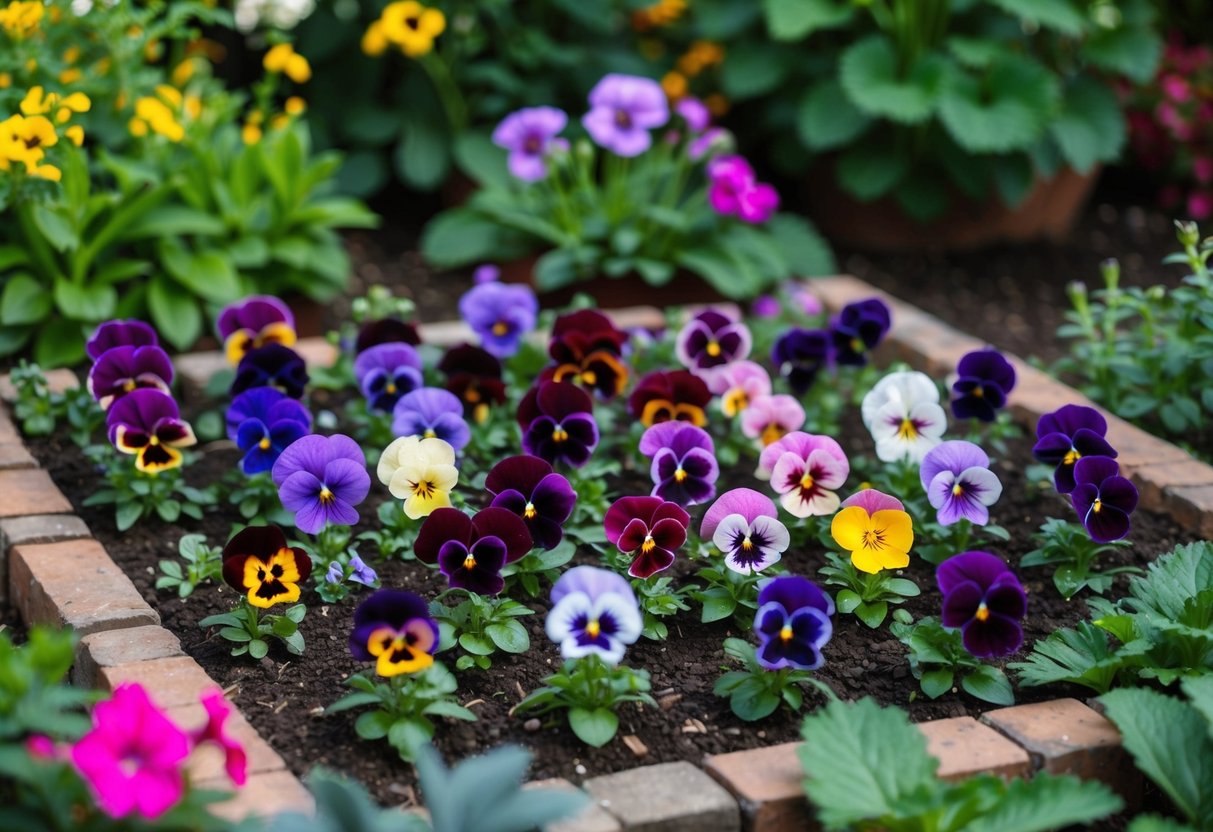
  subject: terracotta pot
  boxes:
[804,164,1101,251]
[497,256,726,309]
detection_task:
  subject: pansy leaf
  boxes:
[699,587,737,623]
[568,707,618,748]
[920,668,954,699]
[422,701,477,722]
[458,632,495,656]
[840,36,948,124]
[835,590,862,614]
[485,621,530,654]
[248,638,269,660]
[764,0,853,40]
[730,677,782,722]
[961,666,1014,705]
[835,135,908,200]
[938,55,1059,153]
[767,213,837,276]
[325,692,383,714]
[0,274,51,326]
[388,718,434,760]
[855,601,888,629]
[354,710,393,740]
[116,501,144,532]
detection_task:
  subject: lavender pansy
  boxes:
[604,496,690,579]
[829,298,891,366]
[1032,404,1118,494]
[919,440,1003,526]
[485,455,576,550]
[492,106,569,181]
[675,97,710,132]
[353,342,423,412]
[754,576,834,671]
[225,387,312,475]
[951,349,1016,422]
[703,488,789,575]
[771,328,832,396]
[391,388,471,452]
[106,389,197,474]
[271,434,370,534]
[675,308,751,373]
[231,344,309,399]
[459,280,540,358]
[87,345,174,409]
[582,73,668,157]
[639,421,719,506]
[715,360,771,417]
[1071,456,1138,542]
[937,551,1027,659]
[517,382,599,468]
[546,566,643,665]
[348,555,378,586]
[86,319,158,361]
[414,507,533,595]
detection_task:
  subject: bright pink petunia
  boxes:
[192,690,248,786]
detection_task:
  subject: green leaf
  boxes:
[147,275,202,350]
[840,36,948,124]
[721,43,790,100]
[116,501,144,532]
[160,244,242,304]
[764,0,853,40]
[421,209,520,269]
[354,709,393,740]
[324,692,382,714]
[1182,676,1213,741]
[990,155,1035,207]
[699,588,737,623]
[0,274,51,325]
[938,55,1059,153]
[1049,78,1126,173]
[965,774,1122,832]
[855,601,888,629]
[32,204,77,252]
[835,137,907,200]
[453,131,512,191]
[920,668,954,699]
[797,79,871,151]
[568,707,618,748]
[33,317,86,368]
[248,638,269,659]
[1011,621,1126,694]
[985,0,1088,35]
[123,205,227,238]
[730,678,782,722]
[458,632,495,656]
[766,213,836,276]
[53,278,115,322]
[395,119,450,191]
[485,621,530,654]
[961,666,1014,705]
[1084,24,1163,84]
[835,589,861,614]
[533,248,578,292]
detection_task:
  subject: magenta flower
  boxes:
[675,97,710,132]
[711,360,771,415]
[582,73,669,157]
[353,342,423,412]
[217,295,296,366]
[87,344,174,410]
[937,551,1027,659]
[86,319,158,361]
[761,432,849,518]
[517,381,600,468]
[639,421,719,506]
[231,343,309,399]
[192,690,248,786]
[951,349,1016,422]
[458,280,539,358]
[414,506,533,595]
[225,387,312,475]
[271,434,370,534]
[701,488,789,575]
[829,298,891,366]
[1071,456,1138,542]
[492,106,569,181]
[392,387,471,452]
[919,440,1003,526]
[754,576,834,671]
[741,394,806,447]
[1032,404,1118,494]
[604,496,690,579]
[771,328,832,395]
[70,684,190,819]
[106,389,197,474]
[546,566,642,665]
[676,308,751,372]
[485,455,577,550]
[707,155,779,223]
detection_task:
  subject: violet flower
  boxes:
[754,576,834,671]
[919,440,1003,526]
[492,106,568,181]
[546,565,643,665]
[414,506,533,595]
[392,387,471,452]
[353,342,423,412]
[231,343,309,399]
[628,369,711,427]
[106,389,197,474]
[751,295,780,318]
[87,344,174,409]
[517,381,599,468]
[350,589,440,677]
[217,296,296,366]
[459,280,539,358]
[760,431,849,517]
[937,551,1027,659]
[951,349,1016,422]
[715,360,771,417]
[741,394,806,447]
[675,97,710,132]
[271,434,370,534]
[639,421,719,506]
[771,328,832,396]
[225,387,312,475]
[474,264,500,284]
[604,495,690,579]
[485,455,576,550]
[582,73,669,157]
[437,344,507,424]
[707,155,779,223]
[86,319,158,361]
[1071,456,1138,542]
[829,298,891,366]
[675,308,751,373]
[701,488,789,575]
[1032,404,1118,495]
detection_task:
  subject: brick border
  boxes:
[6,281,1202,829]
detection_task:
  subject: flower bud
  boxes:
[1176,219,1200,248]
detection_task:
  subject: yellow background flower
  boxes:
[377,435,458,519]
[380,1,446,58]
[831,505,914,574]
[263,42,311,84]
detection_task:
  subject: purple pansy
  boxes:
[952,349,1017,422]
[217,296,296,366]
[485,455,577,550]
[1071,456,1139,542]
[829,298,891,366]
[231,344,309,399]
[348,555,378,586]
[546,566,643,665]
[414,507,533,596]
[937,551,1027,659]
[86,319,158,361]
[517,382,600,468]
[492,106,569,181]
[919,440,1003,526]
[582,73,669,157]
[604,496,690,579]
[701,488,789,575]
[225,387,312,475]
[771,328,832,396]
[639,421,719,506]
[106,389,197,474]
[458,280,539,358]
[353,343,423,412]
[271,434,370,534]
[1032,404,1118,494]
[349,589,439,677]
[391,387,471,452]
[754,576,834,671]
[676,308,752,373]
[87,345,174,409]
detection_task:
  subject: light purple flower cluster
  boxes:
[583,74,669,158]
[492,106,569,181]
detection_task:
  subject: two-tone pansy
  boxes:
[485,455,577,550]
[700,488,790,575]
[437,344,507,424]
[759,431,849,517]
[225,387,312,475]
[639,421,719,506]
[220,525,312,608]
[271,434,370,534]
[937,551,1027,658]
[675,308,751,376]
[378,435,459,519]
[628,369,711,427]
[860,371,947,463]
[545,566,643,665]
[919,440,1003,526]
[517,381,600,468]
[392,387,471,452]
[349,589,440,677]
[106,389,197,473]
[830,489,914,574]
[753,576,834,670]
[740,394,805,447]
[604,496,690,579]
[415,506,533,595]
[217,296,296,366]
[541,310,629,399]
[713,360,771,418]
[87,344,173,409]
[353,342,423,412]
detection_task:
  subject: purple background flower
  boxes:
[937,551,1027,659]
[829,298,891,366]
[771,328,832,395]
[919,440,1003,526]
[392,388,471,452]
[675,309,751,372]
[492,106,568,181]
[951,349,1017,422]
[640,422,718,506]
[353,342,423,412]
[226,387,312,475]
[517,382,599,468]
[271,434,370,534]
[87,345,174,409]
[86,319,158,362]
[1032,404,1117,494]
[459,281,539,358]
[582,73,669,157]
[754,576,834,670]
[485,455,577,550]
[414,506,533,595]
[217,296,294,342]
[1071,456,1138,542]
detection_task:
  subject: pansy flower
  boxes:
[919,440,1003,526]
[713,360,771,417]
[392,387,471,452]
[353,342,423,412]
[218,296,296,366]
[675,96,710,132]
[1071,456,1138,542]
[860,371,947,463]
[740,393,806,447]
[350,589,440,677]
[1032,404,1117,494]
[582,73,669,157]
[225,387,312,475]
[231,343,309,399]
[639,421,719,506]
[830,489,913,574]
[675,308,751,374]
[355,317,422,352]
[86,319,158,361]
[438,344,507,424]
[542,310,629,399]
[937,551,1027,658]
[492,106,569,182]
[701,488,789,575]
[771,328,832,396]
[760,432,849,517]
[271,434,370,534]
[517,381,600,468]
[628,369,711,427]
[459,279,540,358]
[192,691,247,786]
[951,349,1016,422]
[378,435,458,519]
[603,496,690,579]
[87,345,174,409]
[754,576,834,670]
[485,455,577,550]
[546,566,643,665]
[829,298,891,366]
[415,507,533,595]
[106,389,197,474]
[220,525,313,608]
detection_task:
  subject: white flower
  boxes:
[712,513,790,575]
[861,371,947,463]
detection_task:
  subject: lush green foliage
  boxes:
[430,591,534,671]
[891,616,1014,705]
[714,637,833,721]
[156,533,223,599]
[199,600,308,659]
[514,656,655,747]
[1020,517,1138,600]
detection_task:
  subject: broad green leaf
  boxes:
[1049,78,1126,173]
[764,0,853,41]
[1126,816,1199,832]
[395,119,450,191]
[0,273,51,325]
[894,171,950,222]
[485,621,529,654]
[122,205,227,238]
[388,718,433,758]
[33,316,85,368]
[453,131,512,190]
[721,43,790,100]
[420,209,522,269]
[986,0,1088,35]
[961,666,1014,705]
[965,774,1122,832]
[147,275,202,350]
[533,248,578,292]
[337,150,390,198]
[458,632,495,656]
[797,79,871,151]
[840,36,948,124]
[32,204,77,252]
[855,601,887,628]
[990,155,1035,207]
[53,278,115,322]
[160,244,242,303]
[938,55,1059,153]
[836,137,907,199]
[568,707,618,748]
[1011,621,1127,693]
[921,669,954,699]
[1182,676,1213,741]
[1084,24,1163,84]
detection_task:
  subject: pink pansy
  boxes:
[192,690,248,786]
[699,488,788,575]
[740,394,805,447]
[70,683,191,819]
[841,487,904,514]
[764,432,850,518]
[712,360,771,418]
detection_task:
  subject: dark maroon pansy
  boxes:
[937,551,1027,659]
[414,506,533,595]
[437,344,507,423]
[231,344,310,399]
[517,381,599,468]
[87,345,174,409]
[1032,404,1117,494]
[485,455,577,550]
[86,319,159,362]
[542,310,630,399]
[355,318,422,353]
[603,496,691,579]
[627,369,711,427]
[951,349,1016,422]
[771,328,832,396]
[1070,456,1138,543]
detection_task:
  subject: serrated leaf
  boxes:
[938,55,1059,152]
[965,774,1121,832]
[840,36,948,124]
[1050,78,1126,173]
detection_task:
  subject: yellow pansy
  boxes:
[830,505,914,574]
[64,124,83,146]
[263,42,311,84]
[0,0,43,38]
[377,435,458,520]
[0,73,10,88]
[380,1,446,58]
[362,20,388,56]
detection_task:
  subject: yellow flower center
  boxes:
[474,403,490,424]
[148,435,160,446]
[975,602,990,622]
[861,529,885,550]
[740,537,753,551]
[760,423,786,446]
[641,535,656,554]
[722,388,748,417]
[1093,498,1102,513]
[799,472,814,490]
[586,619,601,638]
[580,370,597,386]
[952,483,964,496]
[706,340,721,357]
[973,386,983,397]
[492,321,509,336]
[898,418,918,440]
[259,437,272,451]
[524,502,537,519]
[779,625,793,642]
[411,480,435,498]
[552,426,569,442]
[1064,449,1081,465]
[463,552,476,571]
[674,468,687,483]
[122,379,137,392]
[385,382,396,394]
[423,428,437,439]
[319,487,334,504]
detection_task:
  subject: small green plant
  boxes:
[156,533,223,599]
[714,637,834,722]
[200,601,308,660]
[632,576,692,641]
[1020,517,1138,599]
[82,444,216,531]
[358,499,422,561]
[0,627,93,742]
[819,550,920,629]
[693,564,766,629]
[7,361,104,445]
[515,656,656,748]
[431,591,533,672]
[891,617,1014,705]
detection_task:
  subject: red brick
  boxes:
[99,656,219,708]
[0,442,34,469]
[1106,421,1193,471]
[0,368,78,402]
[705,743,818,832]
[73,625,184,687]
[167,701,286,783]
[1127,458,1213,508]
[200,769,313,822]
[0,468,72,517]
[0,406,18,444]
[9,539,158,635]
[919,716,1031,781]
[0,513,90,606]
[1163,484,1213,539]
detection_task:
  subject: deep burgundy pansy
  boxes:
[603,496,691,579]
[937,551,1027,659]
[354,318,422,353]
[541,310,629,399]
[1032,404,1117,494]
[485,455,577,550]
[438,344,507,423]
[1070,456,1138,542]
[517,381,600,468]
[231,344,309,399]
[628,369,711,427]
[414,506,533,595]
